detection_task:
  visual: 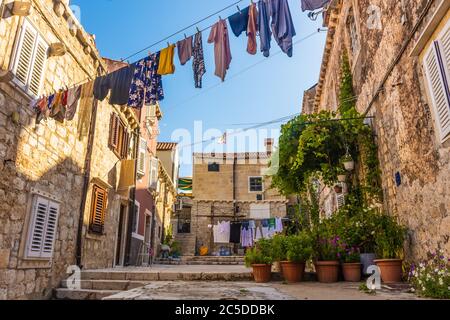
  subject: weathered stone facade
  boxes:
[190,148,287,255]
[0,0,138,299]
[309,0,450,261]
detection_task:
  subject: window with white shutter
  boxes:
[26,195,60,260]
[422,21,450,142]
[149,157,159,190]
[137,138,147,177]
[12,20,48,97]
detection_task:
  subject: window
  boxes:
[109,113,130,159]
[137,138,147,177]
[148,157,159,190]
[89,185,108,234]
[422,21,450,142]
[347,11,360,58]
[132,201,140,234]
[208,162,220,172]
[12,20,48,97]
[25,195,60,259]
[249,177,263,192]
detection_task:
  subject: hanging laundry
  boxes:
[258,0,272,57]
[228,6,250,37]
[93,65,136,105]
[208,19,232,82]
[247,2,258,55]
[177,36,193,66]
[213,221,231,244]
[65,85,82,121]
[192,31,206,88]
[301,0,330,12]
[50,90,67,123]
[241,223,254,248]
[275,217,283,233]
[270,0,296,57]
[157,44,176,75]
[128,53,164,108]
[230,222,242,244]
[77,81,95,139]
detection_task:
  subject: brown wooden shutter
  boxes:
[121,129,130,159]
[109,113,119,149]
[89,185,107,234]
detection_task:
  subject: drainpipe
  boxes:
[76,98,99,268]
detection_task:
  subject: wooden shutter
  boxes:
[423,41,450,141]
[121,129,130,159]
[90,186,108,234]
[27,196,48,258]
[26,196,60,259]
[14,23,37,88]
[440,23,450,81]
[28,38,48,97]
[109,113,120,149]
[41,201,59,258]
[149,157,159,189]
[137,138,146,176]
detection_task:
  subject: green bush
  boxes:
[374,214,407,259]
[245,239,273,267]
[285,232,313,263]
[271,234,287,262]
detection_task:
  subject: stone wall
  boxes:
[313,0,450,261]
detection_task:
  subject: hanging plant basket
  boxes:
[337,175,347,183]
[343,161,355,172]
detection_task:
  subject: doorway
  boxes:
[143,212,152,265]
[115,204,127,266]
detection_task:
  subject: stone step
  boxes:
[79,270,252,282]
[54,288,120,300]
[186,261,244,266]
[60,279,150,291]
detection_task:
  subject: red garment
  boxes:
[208,19,232,82]
[247,3,258,55]
[61,90,69,106]
[37,97,48,112]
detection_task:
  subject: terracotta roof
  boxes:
[157,142,178,151]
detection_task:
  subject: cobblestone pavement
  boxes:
[103,281,421,300]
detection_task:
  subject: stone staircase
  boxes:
[54,266,252,300]
[154,256,245,265]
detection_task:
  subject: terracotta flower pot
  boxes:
[344,161,355,171]
[315,261,340,283]
[374,259,403,283]
[252,264,272,283]
[342,263,362,282]
[281,261,305,283]
[337,175,347,183]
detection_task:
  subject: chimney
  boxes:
[264,138,274,154]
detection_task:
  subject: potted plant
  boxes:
[342,246,362,282]
[245,239,273,283]
[337,168,347,183]
[271,234,287,273]
[170,241,182,259]
[341,154,355,172]
[374,214,407,283]
[281,232,313,283]
[314,236,345,283]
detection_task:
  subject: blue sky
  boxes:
[71,0,326,176]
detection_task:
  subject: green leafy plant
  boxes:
[285,232,313,263]
[343,246,361,263]
[170,241,182,257]
[245,239,273,267]
[409,250,450,299]
[271,234,287,262]
[374,214,407,259]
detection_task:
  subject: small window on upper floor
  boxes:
[346,10,360,60]
[109,113,130,160]
[249,176,263,193]
[208,162,220,172]
[421,20,450,142]
[11,20,48,97]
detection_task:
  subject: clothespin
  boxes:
[167,41,170,47]
[196,26,201,33]
[237,5,241,13]
[219,15,222,20]
[184,33,187,39]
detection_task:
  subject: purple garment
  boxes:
[258,0,272,58]
[177,36,193,66]
[270,0,296,57]
[208,19,232,82]
[301,0,330,12]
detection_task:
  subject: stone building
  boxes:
[129,103,162,266]
[0,0,137,299]
[306,0,450,260]
[189,139,287,256]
